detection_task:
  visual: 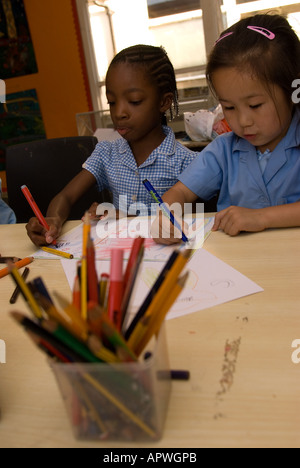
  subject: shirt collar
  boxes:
[118,125,176,167]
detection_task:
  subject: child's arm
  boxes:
[213,202,300,236]
[25,170,97,246]
[151,181,198,245]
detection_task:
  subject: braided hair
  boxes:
[107,44,179,122]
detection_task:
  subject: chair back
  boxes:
[6,136,108,223]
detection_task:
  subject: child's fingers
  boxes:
[150,211,184,244]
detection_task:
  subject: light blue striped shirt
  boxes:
[83,126,196,215]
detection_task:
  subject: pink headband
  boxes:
[215,25,275,44]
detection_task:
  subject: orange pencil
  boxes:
[0,256,34,279]
[72,275,81,311]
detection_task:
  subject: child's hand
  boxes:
[212,206,267,236]
[83,202,115,221]
[150,210,188,245]
[25,216,62,246]
[83,202,102,221]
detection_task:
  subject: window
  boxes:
[76,0,300,134]
[147,0,201,19]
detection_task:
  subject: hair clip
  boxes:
[247,26,275,40]
[215,32,234,44]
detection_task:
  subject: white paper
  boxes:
[60,247,263,322]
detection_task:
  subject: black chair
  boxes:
[6,136,111,223]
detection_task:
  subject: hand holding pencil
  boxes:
[22,185,63,246]
[25,215,62,247]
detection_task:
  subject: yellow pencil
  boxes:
[133,272,189,356]
[45,292,90,342]
[127,249,190,351]
[80,255,88,320]
[40,246,73,259]
[82,211,91,257]
[9,264,43,319]
[80,212,90,320]
[82,372,157,439]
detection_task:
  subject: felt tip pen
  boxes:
[142,179,189,243]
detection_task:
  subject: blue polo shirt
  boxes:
[0,179,16,224]
[83,126,196,214]
[179,108,300,210]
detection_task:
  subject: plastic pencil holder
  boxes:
[50,325,172,441]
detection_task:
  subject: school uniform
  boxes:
[83,126,196,215]
[179,108,300,211]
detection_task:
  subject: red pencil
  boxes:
[72,275,81,311]
[107,249,124,330]
[121,238,145,330]
[123,237,144,290]
[86,236,99,304]
[21,185,56,245]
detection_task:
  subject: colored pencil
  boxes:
[21,185,57,245]
[124,249,179,340]
[0,256,33,279]
[143,179,189,243]
[127,250,190,351]
[44,292,90,342]
[107,249,124,330]
[0,256,21,263]
[27,329,72,363]
[80,212,90,320]
[132,272,189,356]
[8,263,43,319]
[99,273,109,309]
[123,237,144,290]
[121,238,145,329]
[72,275,81,311]
[40,316,104,363]
[40,246,73,259]
[87,304,137,362]
[9,267,30,304]
[10,311,87,363]
[86,236,99,304]
[82,372,156,439]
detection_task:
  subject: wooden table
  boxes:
[0,220,299,448]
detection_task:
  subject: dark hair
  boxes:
[206,14,300,108]
[107,44,179,121]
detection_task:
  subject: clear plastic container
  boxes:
[50,326,172,441]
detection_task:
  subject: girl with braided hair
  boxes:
[26,45,195,246]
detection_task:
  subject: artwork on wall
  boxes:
[0,88,46,191]
[0,0,38,79]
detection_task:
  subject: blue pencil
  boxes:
[142,179,189,243]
